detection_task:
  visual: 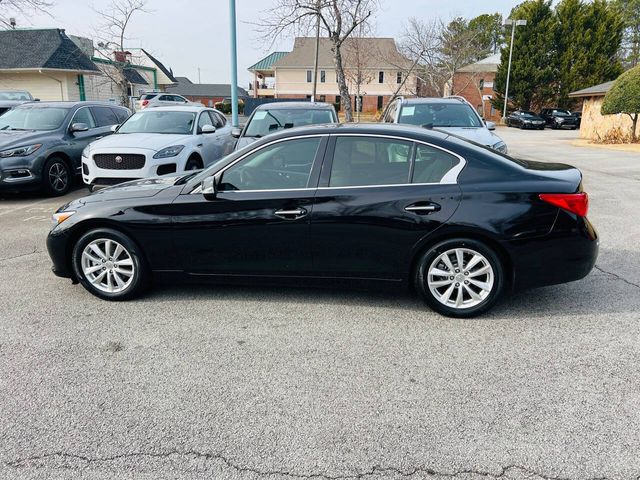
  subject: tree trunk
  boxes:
[333,42,353,122]
[632,113,638,142]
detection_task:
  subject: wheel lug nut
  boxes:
[449,276,454,280]
[455,283,460,287]
[464,280,469,285]
[464,271,469,275]
[455,269,460,273]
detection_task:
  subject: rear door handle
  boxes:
[274,207,307,220]
[405,203,441,214]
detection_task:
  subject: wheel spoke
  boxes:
[112,271,126,288]
[464,284,482,301]
[468,278,492,292]
[469,265,491,278]
[85,264,104,274]
[104,240,112,259]
[440,283,456,304]
[116,258,133,267]
[106,271,113,291]
[455,249,464,270]
[440,253,455,272]
[465,254,482,272]
[91,270,107,284]
[455,284,464,307]
[430,267,451,277]
[112,244,123,260]
[116,267,133,277]
[430,278,454,288]
[82,251,101,264]
[89,244,106,260]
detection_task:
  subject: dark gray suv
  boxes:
[0,101,130,195]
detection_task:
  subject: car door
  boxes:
[196,111,220,166]
[169,135,328,276]
[310,135,463,279]
[211,111,235,157]
[90,105,120,137]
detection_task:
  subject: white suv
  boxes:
[137,93,196,110]
[82,106,235,190]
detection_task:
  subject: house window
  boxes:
[336,72,339,83]
[378,71,384,83]
[320,70,326,83]
[319,95,326,102]
[377,96,384,110]
[479,79,485,90]
[306,70,312,83]
[336,95,341,104]
[396,72,402,84]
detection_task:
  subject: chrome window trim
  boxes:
[67,105,97,131]
[190,132,466,194]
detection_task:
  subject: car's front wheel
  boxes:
[414,238,504,318]
[43,156,72,196]
[72,228,148,300]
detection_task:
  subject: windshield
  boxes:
[554,110,572,117]
[521,111,539,118]
[118,110,196,134]
[0,91,32,101]
[399,103,483,128]
[0,106,69,131]
[244,108,335,137]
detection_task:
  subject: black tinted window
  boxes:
[329,137,411,187]
[212,111,226,128]
[91,106,118,127]
[112,107,130,123]
[220,138,320,191]
[413,145,459,184]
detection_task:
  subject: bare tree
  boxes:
[342,24,376,121]
[92,0,149,106]
[0,0,53,28]
[258,0,378,122]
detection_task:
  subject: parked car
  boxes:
[81,105,235,190]
[233,101,338,150]
[506,110,546,130]
[48,123,597,318]
[572,111,582,127]
[0,90,36,116]
[0,101,130,195]
[382,96,507,154]
[539,108,578,130]
[136,92,196,110]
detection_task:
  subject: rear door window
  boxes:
[91,106,119,127]
[412,144,459,184]
[328,136,412,187]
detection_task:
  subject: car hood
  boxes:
[90,132,192,152]
[0,129,47,149]
[434,127,502,147]
[83,174,185,203]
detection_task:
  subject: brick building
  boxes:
[249,37,418,113]
[452,54,501,122]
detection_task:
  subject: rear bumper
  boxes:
[509,213,598,291]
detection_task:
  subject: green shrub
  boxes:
[602,66,640,141]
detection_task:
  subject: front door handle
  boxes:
[405,203,441,214]
[274,207,307,220]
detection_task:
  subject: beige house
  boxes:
[249,37,417,113]
[569,80,639,141]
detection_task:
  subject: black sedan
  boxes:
[506,111,546,130]
[47,124,598,318]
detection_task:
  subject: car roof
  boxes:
[401,97,470,106]
[248,122,451,142]
[140,105,210,112]
[15,101,129,109]
[255,102,334,110]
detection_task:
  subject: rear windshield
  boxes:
[399,103,483,128]
[141,94,158,100]
[244,108,336,138]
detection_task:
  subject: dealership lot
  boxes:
[1,129,639,479]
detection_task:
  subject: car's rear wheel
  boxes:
[414,238,504,318]
[43,157,72,196]
[72,228,148,300]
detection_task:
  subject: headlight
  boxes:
[51,211,75,228]
[82,146,90,158]
[492,141,508,154]
[153,145,185,159]
[0,144,42,158]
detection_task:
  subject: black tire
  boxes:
[506,120,512,127]
[72,228,148,301]
[185,156,203,171]
[42,156,72,196]
[519,123,525,129]
[414,238,504,318]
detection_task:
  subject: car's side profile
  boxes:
[0,101,130,195]
[506,111,546,130]
[137,93,194,110]
[47,124,597,318]
[81,105,235,190]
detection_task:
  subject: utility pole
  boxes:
[311,0,321,102]
[502,18,527,121]
[229,0,239,127]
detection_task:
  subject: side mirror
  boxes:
[110,124,119,132]
[201,175,217,199]
[34,98,41,102]
[231,127,242,138]
[70,122,89,133]
[485,121,496,131]
[201,124,216,134]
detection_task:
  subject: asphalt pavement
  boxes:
[0,128,639,479]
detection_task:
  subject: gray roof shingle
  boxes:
[122,67,148,85]
[167,77,249,98]
[0,29,98,72]
[568,80,615,98]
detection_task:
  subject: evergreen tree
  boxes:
[613,0,640,67]
[468,13,504,57]
[493,0,556,112]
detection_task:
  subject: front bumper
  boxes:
[0,153,45,190]
[46,228,73,278]
[83,148,189,188]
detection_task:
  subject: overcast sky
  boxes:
[13,0,519,86]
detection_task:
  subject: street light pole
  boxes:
[502,19,527,121]
[229,0,239,127]
[311,0,321,102]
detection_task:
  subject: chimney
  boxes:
[114,51,131,63]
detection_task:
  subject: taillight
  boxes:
[539,192,589,217]
[142,100,149,106]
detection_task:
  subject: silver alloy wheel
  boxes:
[49,162,68,192]
[427,247,494,310]
[81,239,135,294]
